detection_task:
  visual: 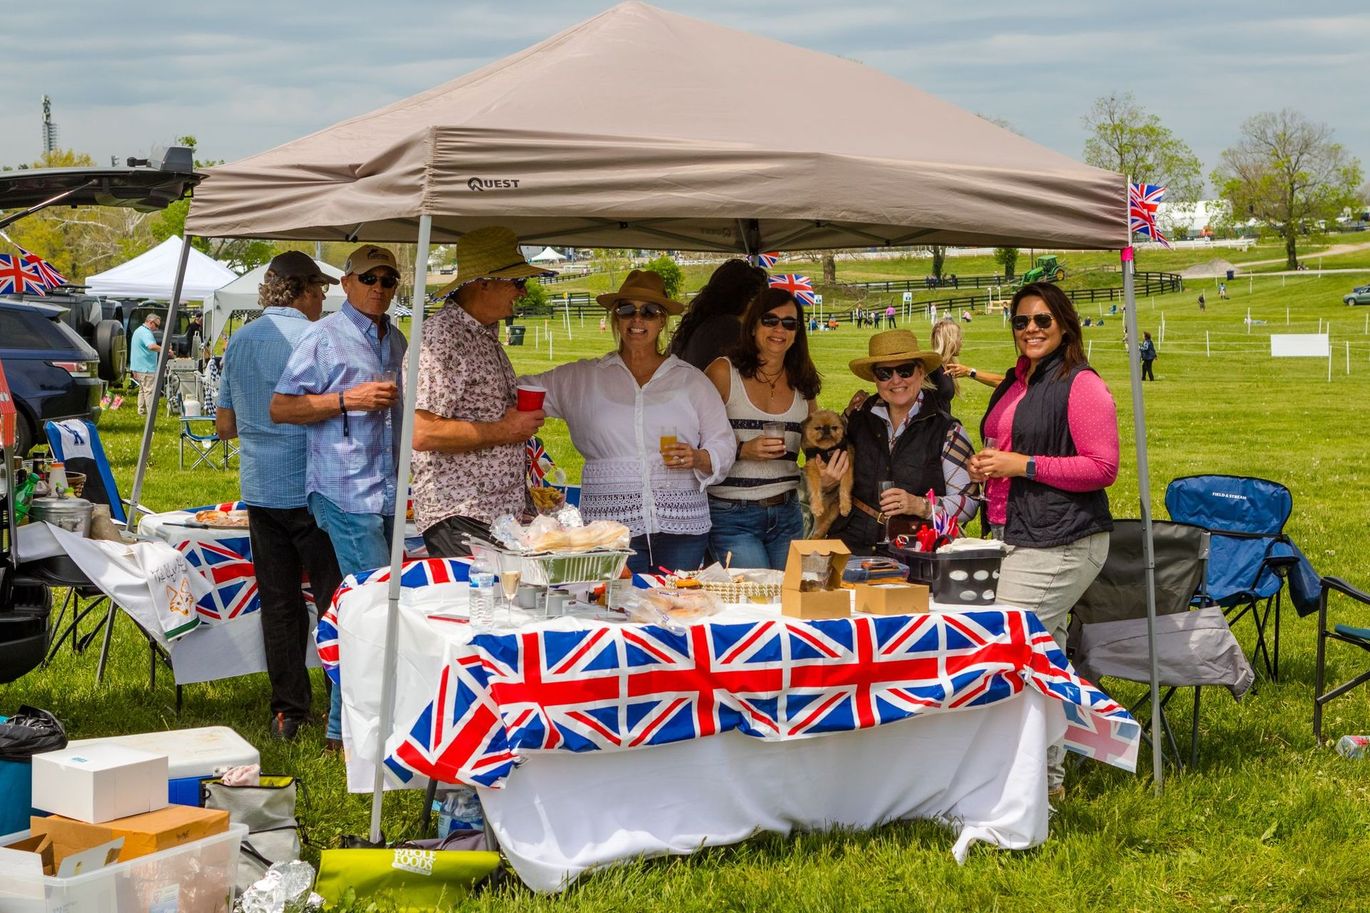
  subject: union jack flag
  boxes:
[768,273,815,306]
[752,252,780,270]
[1128,182,1171,248]
[526,436,555,486]
[19,250,66,289]
[0,254,46,295]
[178,536,260,623]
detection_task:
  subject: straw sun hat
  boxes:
[595,269,684,315]
[848,329,943,382]
[436,226,557,297]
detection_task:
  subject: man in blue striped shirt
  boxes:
[217,251,343,741]
[272,244,407,750]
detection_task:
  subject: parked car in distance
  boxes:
[1344,285,1370,306]
[1,290,127,385]
[0,299,105,455]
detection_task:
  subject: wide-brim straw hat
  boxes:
[848,329,943,381]
[436,226,557,297]
[595,269,684,315]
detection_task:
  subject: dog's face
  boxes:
[801,410,846,450]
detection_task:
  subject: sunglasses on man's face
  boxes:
[1011,312,1055,332]
[356,272,399,289]
[873,362,921,382]
[760,314,799,330]
[613,302,667,320]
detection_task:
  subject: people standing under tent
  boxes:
[272,244,407,752]
[1138,331,1157,381]
[969,281,1119,803]
[522,270,735,575]
[216,251,343,742]
[410,227,551,556]
[130,313,163,416]
[668,259,769,371]
[704,288,820,570]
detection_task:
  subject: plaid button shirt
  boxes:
[275,301,407,517]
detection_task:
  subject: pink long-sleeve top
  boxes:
[983,356,1119,527]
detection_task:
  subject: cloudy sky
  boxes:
[6,1,1367,182]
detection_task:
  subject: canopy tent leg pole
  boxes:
[371,214,433,845]
[1122,244,1163,794]
[126,235,193,523]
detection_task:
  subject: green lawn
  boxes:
[7,264,1370,911]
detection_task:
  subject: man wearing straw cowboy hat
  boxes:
[410,227,554,557]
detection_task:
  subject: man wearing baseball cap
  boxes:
[410,226,553,556]
[272,244,407,750]
[217,250,343,740]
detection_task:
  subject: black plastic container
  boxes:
[893,547,1003,606]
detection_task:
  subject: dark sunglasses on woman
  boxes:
[873,362,921,382]
[1011,313,1055,331]
[356,272,399,289]
[760,314,799,330]
[613,302,667,319]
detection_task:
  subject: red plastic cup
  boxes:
[516,385,546,411]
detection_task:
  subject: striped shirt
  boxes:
[871,392,977,525]
[275,301,407,517]
[709,359,807,501]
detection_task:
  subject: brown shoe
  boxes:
[323,738,344,755]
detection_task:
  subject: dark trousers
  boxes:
[422,514,493,558]
[248,505,343,721]
[1141,359,1155,381]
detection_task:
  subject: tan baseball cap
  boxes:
[343,245,399,276]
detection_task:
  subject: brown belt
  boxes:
[853,497,886,523]
[712,491,794,508]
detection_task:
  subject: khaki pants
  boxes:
[133,371,157,415]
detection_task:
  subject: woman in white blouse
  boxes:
[520,270,735,574]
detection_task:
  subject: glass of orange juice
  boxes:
[659,432,678,454]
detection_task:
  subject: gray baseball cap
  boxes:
[267,250,339,285]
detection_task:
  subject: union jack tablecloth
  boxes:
[320,559,1140,789]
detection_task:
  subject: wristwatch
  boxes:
[1025,456,1037,481]
[969,369,978,379]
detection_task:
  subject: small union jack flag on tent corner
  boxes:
[1128,183,1171,248]
[768,273,815,306]
[752,251,780,270]
[0,254,47,295]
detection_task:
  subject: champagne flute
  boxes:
[659,431,679,469]
[877,480,896,545]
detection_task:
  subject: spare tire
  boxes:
[95,318,127,384]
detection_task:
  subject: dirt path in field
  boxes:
[1233,240,1370,268]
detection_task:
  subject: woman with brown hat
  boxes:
[519,270,735,574]
[824,329,977,555]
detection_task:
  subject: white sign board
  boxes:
[902,291,913,305]
[1270,334,1330,357]
[813,293,824,306]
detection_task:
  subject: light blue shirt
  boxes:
[275,301,407,517]
[218,307,314,508]
[130,324,159,373]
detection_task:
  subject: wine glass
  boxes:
[877,480,896,545]
[496,552,524,625]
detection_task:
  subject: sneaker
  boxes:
[270,712,306,741]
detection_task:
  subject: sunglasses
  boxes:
[507,278,529,290]
[1011,313,1055,331]
[760,314,799,330]
[613,302,667,320]
[356,272,399,289]
[873,362,922,382]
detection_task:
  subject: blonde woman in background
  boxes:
[941,317,1006,391]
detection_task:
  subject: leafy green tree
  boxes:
[1212,109,1363,269]
[994,247,1019,280]
[1082,92,1203,204]
[929,246,946,281]
[642,255,683,299]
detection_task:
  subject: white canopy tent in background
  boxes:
[203,256,346,342]
[85,235,237,300]
[529,247,566,263]
[167,1,1163,841]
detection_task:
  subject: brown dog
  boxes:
[801,409,853,536]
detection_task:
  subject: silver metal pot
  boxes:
[30,495,94,537]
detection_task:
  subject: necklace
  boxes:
[755,365,784,390]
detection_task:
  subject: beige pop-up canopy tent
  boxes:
[166,2,1162,839]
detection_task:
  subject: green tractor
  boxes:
[1019,255,1066,285]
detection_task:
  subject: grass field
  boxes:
[7,260,1370,911]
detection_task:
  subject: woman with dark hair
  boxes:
[703,288,821,568]
[968,281,1118,800]
[669,259,770,370]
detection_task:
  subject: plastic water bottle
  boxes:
[1335,735,1370,759]
[469,558,496,631]
[435,786,485,837]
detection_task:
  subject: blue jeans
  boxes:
[308,492,394,740]
[626,532,709,576]
[707,494,803,570]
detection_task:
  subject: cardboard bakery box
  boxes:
[33,804,229,863]
[31,745,167,823]
[0,832,55,876]
[781,539,852,619]
[854,581,929,616]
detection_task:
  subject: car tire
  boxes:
[14,411,34,458]
[95,319,127,384]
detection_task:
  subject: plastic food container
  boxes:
[894,547,1003,606]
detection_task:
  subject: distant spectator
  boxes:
[1139,331,1157,381]
[1218,282,1228,299]
[1198,292,1206,312]
[885,304,897,328]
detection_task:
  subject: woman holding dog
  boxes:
[704,288,821,569]
[519,270,735,575]
[825,329,978,556]
[968,281,1118,800]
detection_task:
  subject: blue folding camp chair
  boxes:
[1165,475,1318,682]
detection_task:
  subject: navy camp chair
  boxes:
[45,419,127,526]
[1313,577,1370,743]
[1165,475,1318,682]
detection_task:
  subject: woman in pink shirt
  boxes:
[968,282,1119,801]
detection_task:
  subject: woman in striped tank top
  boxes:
[703,288,822,569]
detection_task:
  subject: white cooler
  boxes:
[62,727,258,807]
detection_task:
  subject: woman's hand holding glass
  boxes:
[969,445,1030,482]
[739,433,786,461]
[878,485,927,518]
[663,440,704,471]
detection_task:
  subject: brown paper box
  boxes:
[780,539,852,619]
[854,582,929,616]
[34,804,229,863]
[27,816,122,872]
[1,833,55,875]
